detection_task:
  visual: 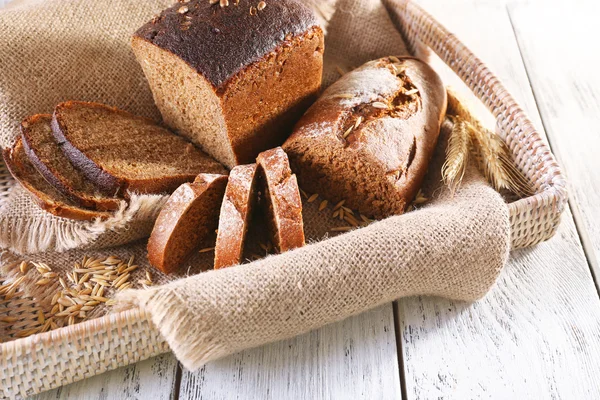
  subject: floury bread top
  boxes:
[134,0,319,89]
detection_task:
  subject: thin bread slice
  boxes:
[20,114,120,211]
[51,101,227,197]
[214,163,259,269]
[256,147,305,253]
[147,173,228,274]
[2,138,111,221]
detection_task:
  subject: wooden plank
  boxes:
[397,1,600,398]
[509,2,600,281]
[179,305,402,400]
[30,353,179,400]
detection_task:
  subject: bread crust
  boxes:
[52,101,227,196]
[214,163,258,269]
[133,0,318,89]
[147,173,228,273]
[3,138,110,221]
[256,147,305,252]
[283,56,447,219]
[20,114,120,211]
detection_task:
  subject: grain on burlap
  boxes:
[0,0,510,368]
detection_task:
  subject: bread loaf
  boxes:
[51,101,226,196]
[214,164,259,269]
[20,114,120,211]
[283,57,447,219]
[147,174,228,273]
[256,147,305,253]
[3,138,110,221]
[132,0,324,168]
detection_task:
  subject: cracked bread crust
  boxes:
[20,114,121,211]
[256,147,304,253]
[3,138,110,221]
[214,163,259,269]
[147,173,228,274]
[283,57,447,219]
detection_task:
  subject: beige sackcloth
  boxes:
[0,0,510,369]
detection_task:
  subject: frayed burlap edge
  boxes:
[0,192,168,255]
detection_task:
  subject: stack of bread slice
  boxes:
[2,101,226,220]
[148,147,306,273]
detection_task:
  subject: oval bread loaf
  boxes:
[283,56,447,219]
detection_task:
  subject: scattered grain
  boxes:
[354,116,363,129]
[19,261,29,274]
[199,247,215,253]
[319,200,328,211]
[307,193,319,203]
[372,102,388,109]
[343,126,353,139]
[333,200,345,210]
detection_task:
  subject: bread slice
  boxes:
[147,173,228,273]
[256,147,305,253]
[132,0,324,168]
[3,138,111,221]
[283,57,447,218]
[51,101,227,197]
[20,114,120,211]
[214,163,259,269]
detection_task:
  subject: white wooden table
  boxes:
[5,0,600,398]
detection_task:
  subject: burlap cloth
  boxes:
[0,0,510,369]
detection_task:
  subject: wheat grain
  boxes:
[354,116,363,129]
[19,261,29,274]
[343,126,353,139]
[307,193,319,203]
[319,200,328,211]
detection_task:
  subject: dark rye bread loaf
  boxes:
[147,173,228,274]
[20,114,120,211]
[283,57,447,219]
[3,138,111,221]
[51,101,226,197]
[256,147,304,253]
[132,0,324,168]
[214,163,259,269]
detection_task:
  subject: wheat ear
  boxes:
[445,88,535,197]
[442,116,471,195]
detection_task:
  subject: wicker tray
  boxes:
[0,0,567,397]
